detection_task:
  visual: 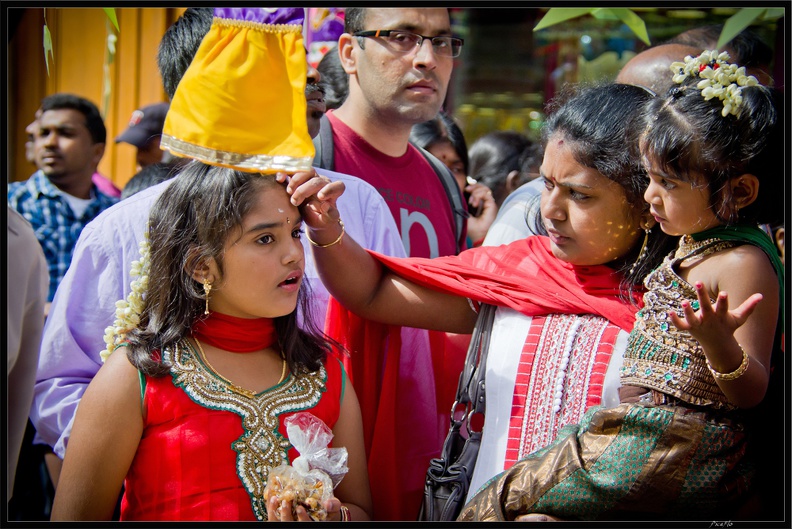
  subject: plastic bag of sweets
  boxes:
[264,412,349,521]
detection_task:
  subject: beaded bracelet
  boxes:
[306,219,345,248]
[340,505,351,521]
[707,346,749,381]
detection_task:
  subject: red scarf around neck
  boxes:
[192,311,276,352]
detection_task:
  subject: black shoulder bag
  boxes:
[418,303,496,521]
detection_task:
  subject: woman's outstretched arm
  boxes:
[282,170,478,334]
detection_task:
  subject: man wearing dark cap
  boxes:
[115,102,171,169]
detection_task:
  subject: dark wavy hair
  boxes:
[410,111,469,173]
[120,162,177,200]
[157,8,214,100]
[468,131,538,206]
[641,78,782,227]
[124,161,334,377]
[40,93,106,144]
[316,45,349,111]
[534,83,678,297]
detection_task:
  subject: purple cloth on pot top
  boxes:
[213,7,304,26]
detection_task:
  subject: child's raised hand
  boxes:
[277,170,345,230]
[668,282,763,345]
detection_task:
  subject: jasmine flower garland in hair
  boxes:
[100,235,150,362]
[670,50,759,117]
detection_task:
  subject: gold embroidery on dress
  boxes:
[164,340,327,521]
[621,237,738,410]
[675,234,734,260]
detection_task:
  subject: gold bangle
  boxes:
[306,219,345,248]
[339,505,351,521]
[707,346,749,381]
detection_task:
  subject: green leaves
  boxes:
[41,8,118,77]
[533,8,594,30]
[719,8,765,49]
[43,23,53,76]
[607,9,650,46]
[718,8,782,49]
[103,8,119,32]
[99,13,119,119]
[534,7,784,49]
[534,8,650,45]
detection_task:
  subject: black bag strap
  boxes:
[413,144,469,255]
[446,303,496,457]
[418,303,496,522]
[418,304,496,521]
[312,114,335,171]
[461,303,495,433]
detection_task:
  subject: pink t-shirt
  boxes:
[327,111,458,258]
[92,172,121,198]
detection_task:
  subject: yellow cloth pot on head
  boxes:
[162,14,314,173]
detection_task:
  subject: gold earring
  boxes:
[629,227,651,275]
[203,278,212,315]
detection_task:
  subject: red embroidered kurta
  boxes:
[120,345,344,521]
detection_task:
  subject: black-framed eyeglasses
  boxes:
[353,29,464,58]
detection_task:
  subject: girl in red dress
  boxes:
[51,162,372,521]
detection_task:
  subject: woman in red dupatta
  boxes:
[287,83,678,520]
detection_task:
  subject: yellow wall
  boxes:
[8,8,186,189]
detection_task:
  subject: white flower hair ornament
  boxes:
[100,235,151,362]
[669,50,759,117]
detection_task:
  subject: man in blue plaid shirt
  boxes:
[8,93,118,311]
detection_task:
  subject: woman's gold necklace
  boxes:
[192,335,288,399]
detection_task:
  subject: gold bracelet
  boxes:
[306,219,345,248]
[339,505,351,522]
[707,346,749,381]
